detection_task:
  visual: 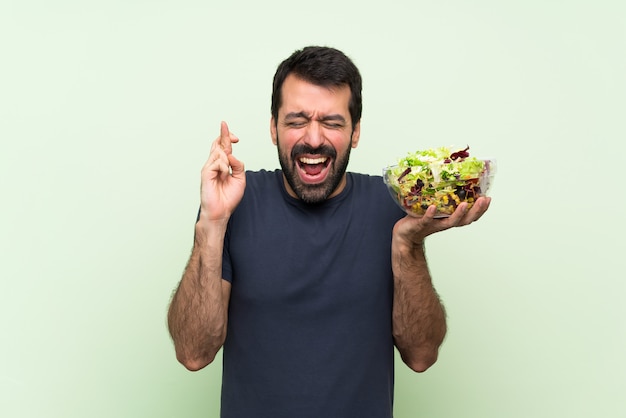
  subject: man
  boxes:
[168,46,490,417]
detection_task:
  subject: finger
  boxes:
[209,136,221,153]
[444,202,469,226]
[419,205,437,222]
[220,121,233,154]
[228,153,245,178]
[411,205,437,228]
[468,197,491,222]
[417,204,444,232]
[205,139,226,168]
[205,153,231,179]
[457,197,490,226]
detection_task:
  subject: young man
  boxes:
[168,46,490,417]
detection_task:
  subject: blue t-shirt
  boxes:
[221,170,405,418]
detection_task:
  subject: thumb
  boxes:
[228,154,245,178]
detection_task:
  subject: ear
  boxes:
[351,121,361,148]
[270,116,278,145]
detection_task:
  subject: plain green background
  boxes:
[2,0,624,417]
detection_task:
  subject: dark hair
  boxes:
[271,46,363,128]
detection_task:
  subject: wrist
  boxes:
[393,241,425,265]
[392,230,425,253]
[194,217,229,245]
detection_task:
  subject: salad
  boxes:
[383,146,495,217]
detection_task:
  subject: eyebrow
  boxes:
[284,112,347,123]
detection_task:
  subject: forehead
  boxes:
[279,74,351,117]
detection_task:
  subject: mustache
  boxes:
[290,144,337,160]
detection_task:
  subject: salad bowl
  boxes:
[383,147,496,218]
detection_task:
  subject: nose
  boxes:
[303,121,325,149]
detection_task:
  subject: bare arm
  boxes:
[392,238,446,373]
[392,197,491,372]
[168,220,232,371]
[167,122,245,371]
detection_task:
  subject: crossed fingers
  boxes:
[205,121,239,176]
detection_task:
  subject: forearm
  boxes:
[167,218,230,371]
[392,240,447,373]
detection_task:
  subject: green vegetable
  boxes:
[384,146,494,216]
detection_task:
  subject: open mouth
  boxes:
[297,156,331,183]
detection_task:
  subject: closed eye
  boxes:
[320,115,347,129]
[282,112,347,129]
[283,112,310,128]
[284,120,307,128]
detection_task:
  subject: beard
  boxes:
[276,134,353,204]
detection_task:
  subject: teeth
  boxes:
[299,157,327,164]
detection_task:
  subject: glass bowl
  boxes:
[382,159,496,218]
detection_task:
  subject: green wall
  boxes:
[2,1,624,417]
